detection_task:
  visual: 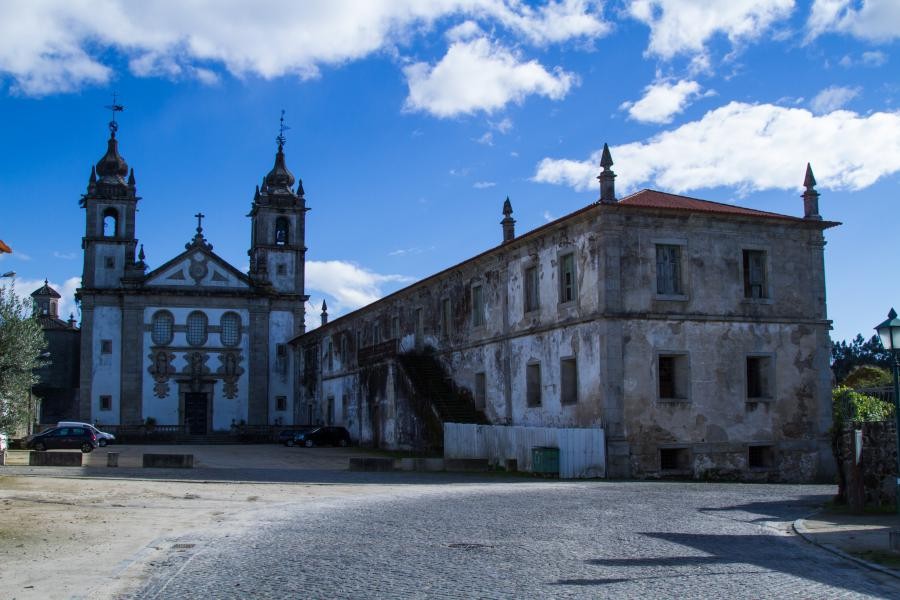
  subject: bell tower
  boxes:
[248,112,308,299]
[80,105,142,289]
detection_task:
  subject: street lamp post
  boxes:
[875,308,900,514]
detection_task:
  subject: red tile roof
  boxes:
[0,239,11,253]
[618,189,803,220]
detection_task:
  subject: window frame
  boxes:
[219,312,241,347]
[471,283,485,328]
[99,395,112,411]
[474,372,486,410]
[742,248,770,301]
[151,311,175,346]
[100,339,113,355]
[558,251,577,305]
[524,264,540,314]
[526,361,542,408]
[746,353,775,401]
[441,297,452,337]
[657,352,691,402]
[185,311,209,347]
[654,240,687,299]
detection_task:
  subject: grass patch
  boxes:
[849,550,900,569]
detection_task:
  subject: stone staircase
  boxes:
[397,352,489,427]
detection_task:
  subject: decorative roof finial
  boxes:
[802,163,821,221]
[276,109,289,148]
[501,196,516,243]
[138,244,145,262]
[104,91,124,137]
[598,142,617,204]
[195,211,205,235]
[320,299,329,326]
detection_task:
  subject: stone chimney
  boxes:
[501,197,516,243]
[320,300,328,326]
[802,163,821,220]
[598,143,616,204]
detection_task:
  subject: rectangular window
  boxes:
[276,395,287,412]
[559,253,576,303]
[356,330,362,351]
[104,256,115,269]
[524,265,539,313]
[748,445,774,469]
[560,357,577,405]
[659,447,690,471]
[747,356,773,399]
[100,339,112,354]
[415,308,424,341]
[743,250,768,299]
[276,343,287,358]
[441,298,452,337]
[474,372,486,410]
[373,322,381,343]
[526,363,542,407]
[658,354,689,400]
[99,395,112,411]
[392,316,400,339]
[276,263,287,276]
[656,244,683,296]
[340,336,348,363]
[326,396,335,425]
[471,285,484,327]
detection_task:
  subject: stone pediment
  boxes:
[144,248,250,290]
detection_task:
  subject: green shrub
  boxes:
[832,386,894,426]
[843,365,892,389]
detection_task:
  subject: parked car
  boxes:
[291,426,351,448]
[57,421,115,446]
[26,426,98,453]
[279,428,315,446]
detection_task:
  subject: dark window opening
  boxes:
[186,311,208,346]
[474,372,486,410]
[660,447,690,471]
[656,244,683,295]
[748,445,774,469]
[526,363,541,407]
[441,298,452,337]
[99,395,112,411]
[151,311,174,346]
[659,354,689,400]
[392,316,400,339]
[276,263,287,276]
[747,356,773,399]
[275,217,290,246]
[276,396,287,412]
[560,357,577,405]
[104,256,115,269]
[100,339,112,354]
[743,250,768,299]
[524,265,539,313]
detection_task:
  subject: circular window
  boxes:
[151,311,174,346]
[186,311,208,346]
[220,312,241,347]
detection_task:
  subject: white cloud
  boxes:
[473,181,497,188]
[809,85,860,114]
[627,0,794,60]
[10,276,81,323]
[305,260,413,315]
[840,50,888,68]
[534,101,900,194]
[542,210,556,222]
[490,117,514,133]
[446,20,484,41]
[404,37,577,117]
[476,131,495,145]
[807,0,900,42]
[52,251,78,260]
[0,0,608,96]
[620,79,705,124]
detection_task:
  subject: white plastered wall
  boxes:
[91,306,122,425]
[268,310,294,424]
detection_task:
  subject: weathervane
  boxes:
[104,92,125,135]
[276,109,289,147]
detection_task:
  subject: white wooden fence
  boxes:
[443,423,606,479]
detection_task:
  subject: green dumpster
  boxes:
[532,446,560,475]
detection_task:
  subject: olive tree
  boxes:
[0,282,46,436]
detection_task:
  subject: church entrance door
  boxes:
[184,393,208,435]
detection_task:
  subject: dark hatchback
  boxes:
[290,426,351,448]
[26,426,98,453]
[279,427,315,446]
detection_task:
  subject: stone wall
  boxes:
[835,421,898,510]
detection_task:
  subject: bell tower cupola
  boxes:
[248,111,309,299]
[80,98,143,289]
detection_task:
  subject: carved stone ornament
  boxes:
[216,351,245,399]
[183,351,210,392]
[188,257,209,284]
[147,349,176,398]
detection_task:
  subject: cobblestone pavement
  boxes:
[128,479,900,599]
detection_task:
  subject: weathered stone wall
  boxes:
[295,199,834,481]
[835,422,898,510]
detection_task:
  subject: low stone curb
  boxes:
[793,516,900,581]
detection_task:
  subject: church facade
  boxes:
[77,123,308,433]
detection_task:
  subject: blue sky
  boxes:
[0,0,898,344]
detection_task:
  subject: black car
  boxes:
[291,426,351,448]
[26,426,98,453]
[279,427,315,446]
